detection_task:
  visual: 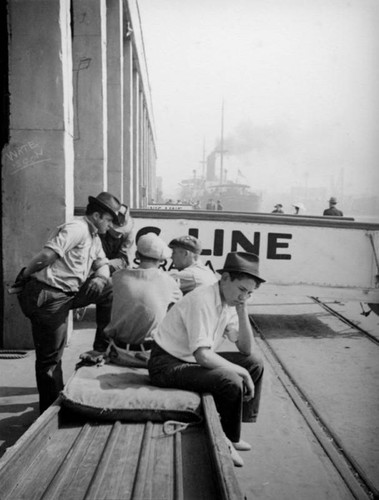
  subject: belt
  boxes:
[113,339,153,351]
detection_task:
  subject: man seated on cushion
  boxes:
[168,235,217,295]
[148,252,265,467]
[104,233,182,358]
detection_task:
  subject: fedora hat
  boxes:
[88,192,121,223]
[328,196,337,204]
[217,252,266,283]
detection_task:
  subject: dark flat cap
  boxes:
[169,235,202,254]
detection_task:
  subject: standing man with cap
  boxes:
[323,197,343,216]
[148,252,265,467]
[104,233,182,363]
[168,235,218,295]
[271,203,284,214]
[15,192,121,413]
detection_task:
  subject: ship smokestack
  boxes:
[206,151,217,181]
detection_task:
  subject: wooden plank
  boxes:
[174,431,184,500]
[60,423,113,498]
[131,421,154,500]
[83,421,123,499]
[181,425,219,500]
[39,423,94,499]
[148,423,175,500]
[0,401,68,499]
[202,394,244,500]
[94,422,145,500]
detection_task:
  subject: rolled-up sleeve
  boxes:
[44,223,85,258]
[182,293,215,353]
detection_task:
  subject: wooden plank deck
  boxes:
[0,395,244,500]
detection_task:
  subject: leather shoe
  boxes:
[232,439,252,451]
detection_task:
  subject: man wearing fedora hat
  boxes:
[323,196,343,216]
[15,191,121,413]
[148,251,265,467]
[168,235,218,294]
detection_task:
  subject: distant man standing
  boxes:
[15,192,121,413]
[271,203,284,214]
[323,197,343,216]
[169,235,218,294]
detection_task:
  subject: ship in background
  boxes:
[179,102,262,212]
[179,150,262,212]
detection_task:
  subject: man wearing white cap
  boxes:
[323,197,343,216]
[104,233,182,359]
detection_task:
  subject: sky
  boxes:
[138,0,379,203]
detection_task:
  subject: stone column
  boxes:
[2,0,74,348]
[132,71,140,207]
[123,37,133,207]
[106,0,123,201]
[72,0,108,206]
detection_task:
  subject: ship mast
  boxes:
[219,100,224,184]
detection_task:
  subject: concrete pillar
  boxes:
[2,0,74,348]
[106,0,123,201]
[141,106,148,207]
[123,38,133,207]
[132,71,140,207]
[72,0,108,206]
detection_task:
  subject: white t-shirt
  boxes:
[105,268,182,345]
[153,282,239,363]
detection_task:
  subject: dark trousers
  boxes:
[18,277,112,413]
[148,342,264,442]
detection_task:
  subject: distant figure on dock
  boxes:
[293,202,305,215]
[323,197,343,216]
[206,198,216,210]
[271,203,284,214]
[193,200,201,210]
[216,200,223,211]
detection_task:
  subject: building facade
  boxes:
[1,0,157,348]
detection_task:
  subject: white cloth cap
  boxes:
[137,233,171,260]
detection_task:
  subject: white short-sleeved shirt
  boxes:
[153,282,239,363]
[33,217,106,292]
[169,259,218,294]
